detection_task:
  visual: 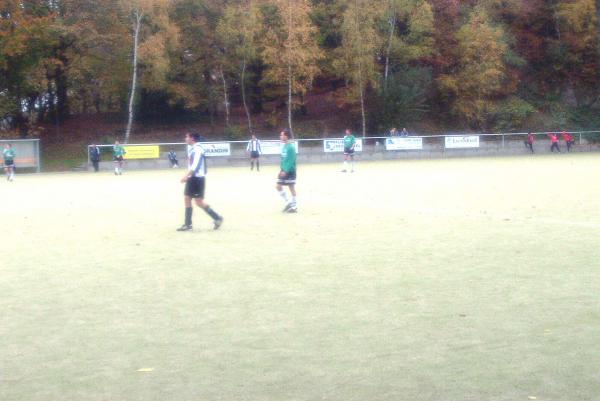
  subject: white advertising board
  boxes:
[259,140,299,155]
[323,138,363,153]
[385,137,423,150]
[201,142,231,157]
[445,136,480,149]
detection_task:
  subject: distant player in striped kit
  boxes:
[3,143,16,181]
[177,132,224,232]
[247,134,262,171]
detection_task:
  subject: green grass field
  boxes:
[2,154,600,401]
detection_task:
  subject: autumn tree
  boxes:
[438,7,512,129]
[122,0,177,143]
[0,0,56,135]
[556,0,600,106]
[262,0,322,137]
[216,0,261,134]
[335,0,381,136]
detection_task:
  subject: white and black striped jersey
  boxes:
[187,143,206,177]
[247,139,262,153]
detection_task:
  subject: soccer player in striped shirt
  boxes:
[246,134,262,171]
[177,132,224,231]
[276,129,298,213]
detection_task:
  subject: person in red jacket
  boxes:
[548,133,561,153]
[561,131,574,152]
[524,132,535,154]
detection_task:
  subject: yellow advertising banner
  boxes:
[123,146,160,159]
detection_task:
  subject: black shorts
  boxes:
[113,156,124,162]
[250,151,260,159]
[4,160,14,168]
[344,147,355,156]
[277,171,296,186]
[185,176,206,198]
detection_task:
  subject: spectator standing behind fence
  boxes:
[524,133,535,154]
[389,128,398,136]
[89,144,101,172]
[401,128,409,137]
[561,131,574,152]
[168,148,179,168]
[548,133,561,153]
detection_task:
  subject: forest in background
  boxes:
[1,0,600,142]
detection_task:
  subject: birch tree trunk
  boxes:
[240,58,253,134]
[125,9,142,144]
[384,12,396,89]
[359,67,366,137]
[287,0,294,138]
[356,0,366,137]
[220,67,230,127]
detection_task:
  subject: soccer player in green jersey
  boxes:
[113,140,126,175]
[3,143,16,181]
[276,129,298,213]
[342,129,356,173]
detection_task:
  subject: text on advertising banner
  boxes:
[323,139,363,153]
[260,140,300,155]
[445,136,480,149]
[201,142,231,157]
[385,137,423,150]
[124,146,160,159]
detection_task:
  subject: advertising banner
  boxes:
[323,139,363,153]
[385,137,423,151]
[201,142,231,157]
[445,136,480,149]
[259,140,300,155]
[123,146,160,159]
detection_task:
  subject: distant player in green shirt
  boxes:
[3,143,16,181]
[342,129,356,173]
[113,140,126,175]
[276,129,298,213]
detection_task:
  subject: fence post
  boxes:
[86,145,91,171]
[36,139,41,173]
[502,134,505,149]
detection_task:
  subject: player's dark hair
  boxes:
[187,132,201,142]
[281,129,290,139]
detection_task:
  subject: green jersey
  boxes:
[113,145,126,157]
[280,142,297,173]
[343,135,356,149]
[3,148,15,162]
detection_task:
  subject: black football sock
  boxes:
[185,207,193,226]
[204,206,221,221]
[256,161,260,171]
